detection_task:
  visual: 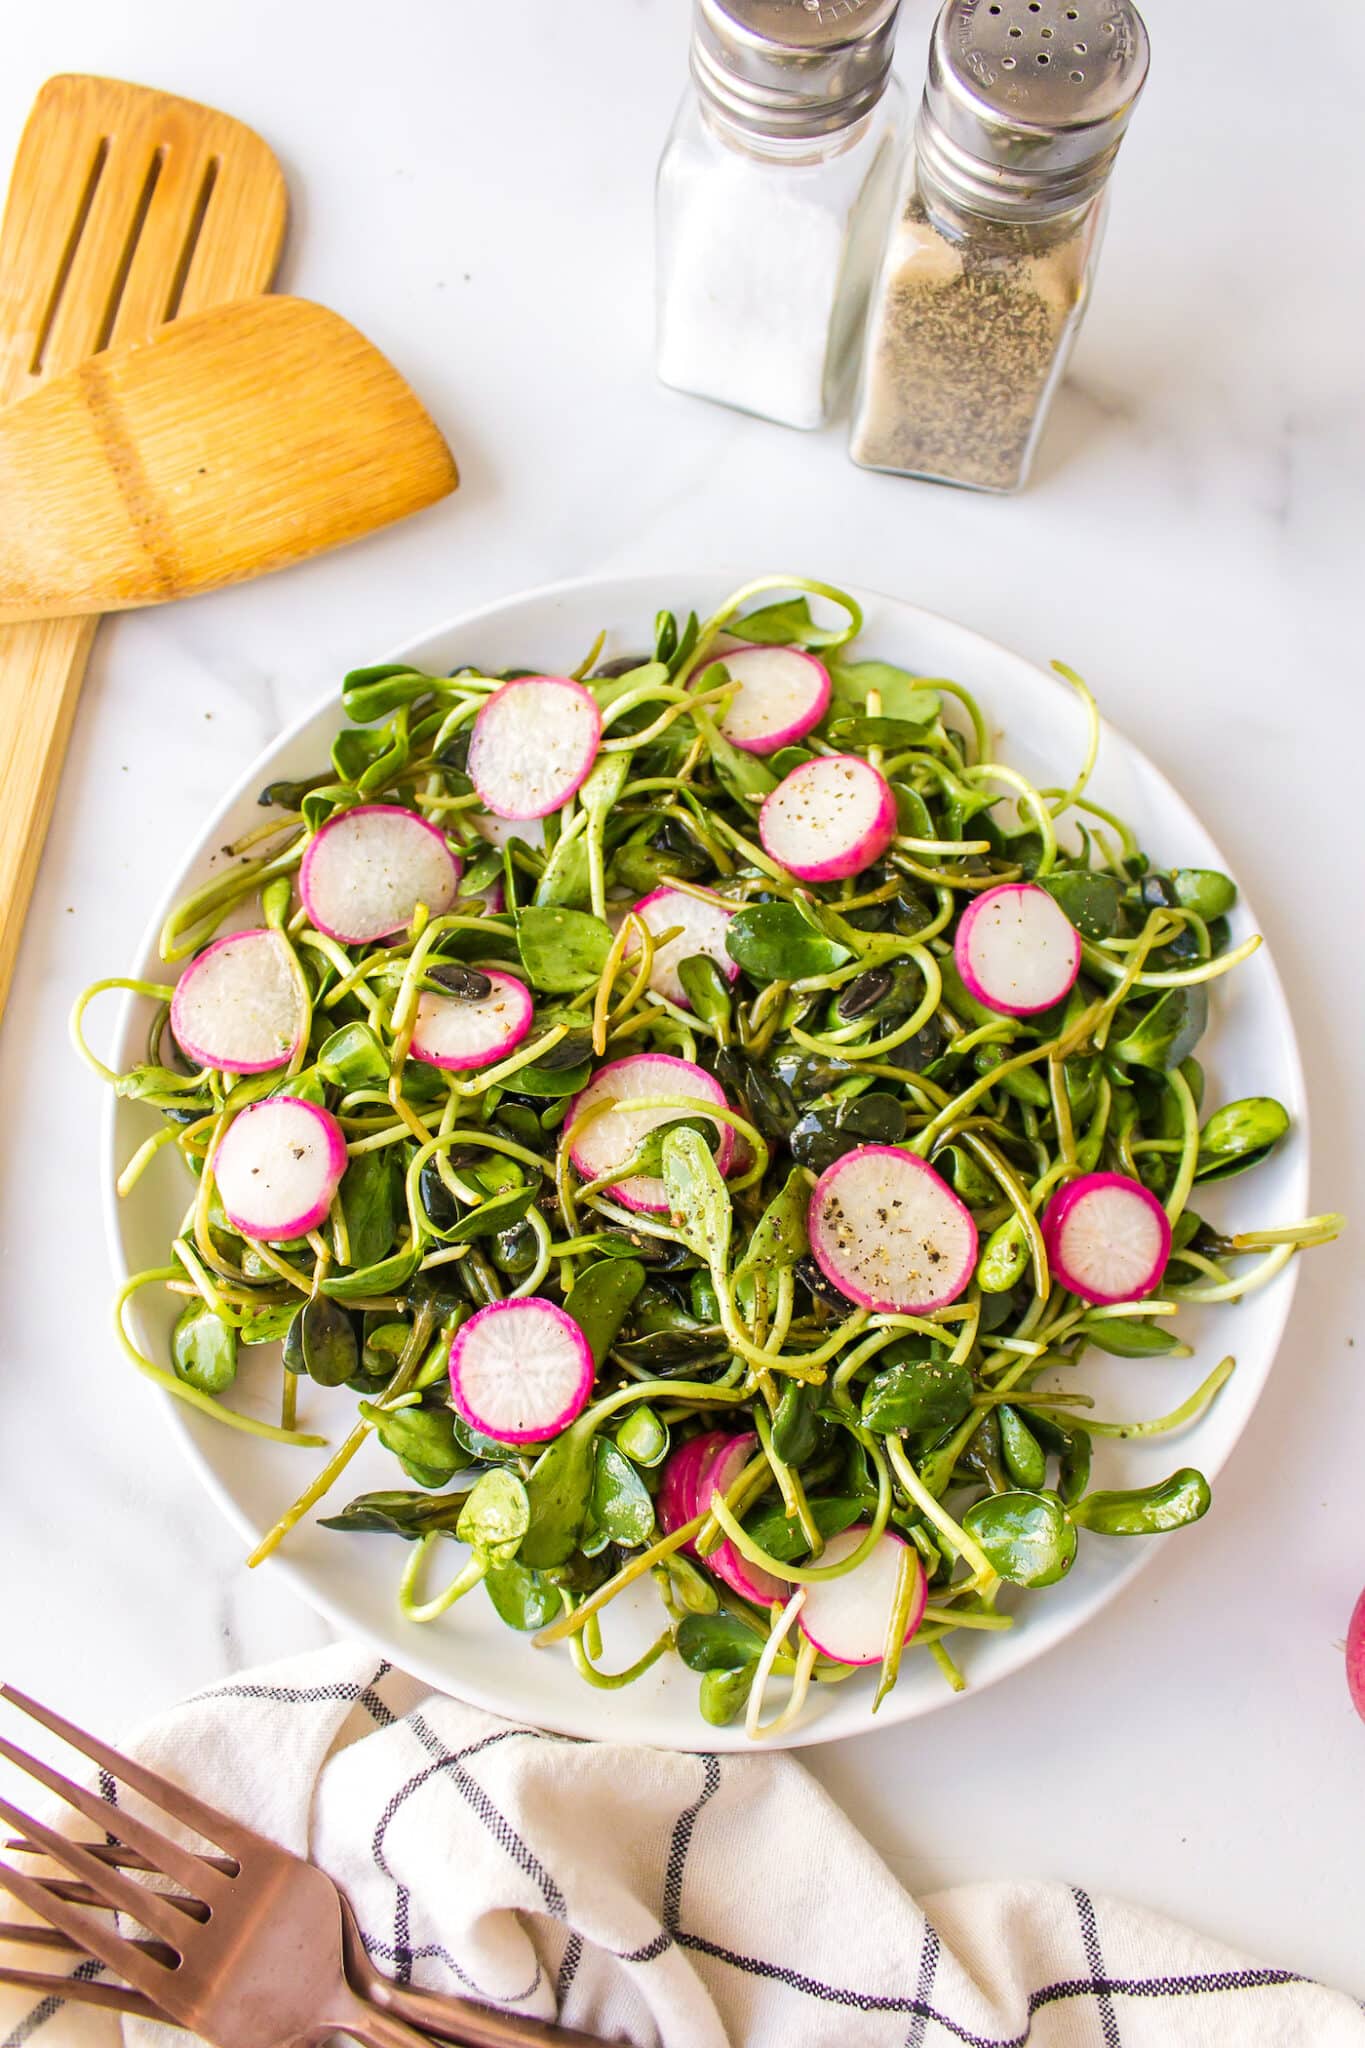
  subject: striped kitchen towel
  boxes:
[0,1642,1359,2047]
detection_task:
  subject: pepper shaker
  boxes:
[849,0,1149,491]
[655,0,906,433]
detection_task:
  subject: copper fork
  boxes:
[0,1684,599,2046]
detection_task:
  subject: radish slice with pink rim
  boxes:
[700,643,831,756]
[759,755,896,883]
[657,1429,731,1557]
[170,928,307,1073]
[448,1298,594,1445]
[625,886,738,1008]
[568,1053,735,1213]
[808,1145,977,1313]
[472,812,544,854]
[799,1527,927,1666]
[300,805,460,945]
[212,1097,347,1241]
[699,1433,791,1604]
[467,676,602,820]
[1042,1172,1171,1306]
[954,882,1081,1017]
[409,970,534,1072]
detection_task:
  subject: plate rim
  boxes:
[101,569,1309,1750]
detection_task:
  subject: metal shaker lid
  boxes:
[918,0,1150,215]
[692,0,902,140]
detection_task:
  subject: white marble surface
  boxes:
[2,0,1363,2005]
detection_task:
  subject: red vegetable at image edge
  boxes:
[1348,1588,1365,1721]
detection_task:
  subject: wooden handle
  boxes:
[0,612,97,1012]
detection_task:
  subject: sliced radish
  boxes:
[212,1097,347,1241]
[1042,1172,1171,1306]
[699,1433,790,1605]
[467,676,602,820]
[170,929,307,1073]
[954,882,1081,1018]
[657,1429,731,1557]
[448,1297,594,1445]
[808,1145,977,1313]
[472,811,545,854]
[799,1527,927,1667]
[409,970,534,1072]
[700,643,831,756]
[759,755,896,883]
[300,805,461,946]
[568,1053,735,1214]
[625,886,739,1009]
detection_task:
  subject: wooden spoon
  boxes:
[0,295,457,623]
[0,74,286,1017]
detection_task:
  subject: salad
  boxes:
[76,576,1341,1737]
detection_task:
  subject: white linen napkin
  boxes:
[1,1643,1359,2048]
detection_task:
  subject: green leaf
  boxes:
[319,1489,468,1538]
[1195,1097,1289,1182]
[677,1610,768,1673]
[237,1302,298,1346]
[318,1022,391,1092]
[439,1184,538,1244]
[516,907,614,992]
[677,956,734,1037]
[826,660,940,727]
[1078,1316,1185,1358]
[742,1493,866,1563]
[769,1381,824,1468]
[615,1403,669,1467]
[331,726,392,786]
[458,1468,531,1562]
[341,665,440,722]
[962,1489,1077,1587]
[340,1147,401,1272]
[1040,871,1122,941]
[578,753,631,818]
[171,1300,238,1394]
[700,1663,757,1726]
[827,714,935,752]
[726,902,853,984]
[1111,985,1209,1072]
[1071,1467,1211,1535]
[694,705,778,810]
[564,1257,646,1367]
[587,1437,656,1549]
[484,1558,561,1631]
[360,1400,468,1485]
[298,1293,359,1385]
[737,1166,810,1274]
[1170,868,1237,920]
[998,1406,1047,1490]
[726,598,817,646]
[861,1355,973,1438]
[519,1423,597,1568]
[321,1247,423,1302]
[534,832,592,909]
[661,1126,732,1272]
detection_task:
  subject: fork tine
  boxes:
[0,1731,228,1900]
[24,1874,207,1919]
[0,1855,178,2003]
[0,1961,164,2022]
[0,1683,255,1859]
[7,1833,236,1876]
[0,1916,178,1965]
[0,1799,195,1945]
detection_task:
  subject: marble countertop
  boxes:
[2,0,1362,2004]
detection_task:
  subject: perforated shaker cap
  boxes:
[918,0,1149,215]
[692,0,902,140]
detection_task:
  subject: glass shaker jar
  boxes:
[656,0,905,433]
[850,0,1149,490]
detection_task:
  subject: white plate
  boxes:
[104,573,1308,1750]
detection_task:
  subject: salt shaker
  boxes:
[655,0,905,433]
[849,0,1149,491]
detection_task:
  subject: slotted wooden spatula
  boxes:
[0,295,457,623]
[0,75,286,1018]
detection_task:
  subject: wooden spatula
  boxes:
[0,75,286,1017]
[0,296,457,623]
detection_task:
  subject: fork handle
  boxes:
[365,1976,604,2047]
[333,2005,446,2048]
